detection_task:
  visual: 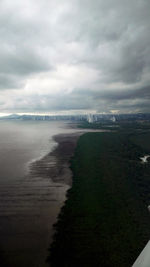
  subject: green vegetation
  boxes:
[49,131,150,267]
[130,132,150,152]
[78,120,150,133]
[78,121,119,131]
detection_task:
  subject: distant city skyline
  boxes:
[0,0,150,114]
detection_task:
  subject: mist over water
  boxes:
[0,120,78,267]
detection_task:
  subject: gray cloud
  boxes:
[0,0,150,113]
[0,48,50,77]
[0,73,23,89]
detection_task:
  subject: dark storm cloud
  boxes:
[0,0,150,113]
[71,0,150,85]
[0,48,50,77]
[91,86,150,101]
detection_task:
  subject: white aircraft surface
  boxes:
[132,241,150,267]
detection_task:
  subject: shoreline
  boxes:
[49,132,83,185]
[45,129,110,264]
[40,132,84,265]
[41,128,104,185]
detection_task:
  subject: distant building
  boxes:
[87,114,94,123]
[111,116,116,122]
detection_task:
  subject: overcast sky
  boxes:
[0,0,150,115]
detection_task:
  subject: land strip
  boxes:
[49,131,150,267]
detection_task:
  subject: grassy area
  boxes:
[130,132,150,152]
[49,132,150,267]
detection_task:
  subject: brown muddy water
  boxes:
[0,120,82,267]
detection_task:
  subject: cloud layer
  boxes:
[0,0,150,114]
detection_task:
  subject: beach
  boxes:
[44,133,82,186]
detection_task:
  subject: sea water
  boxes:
[0,120,77,267]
